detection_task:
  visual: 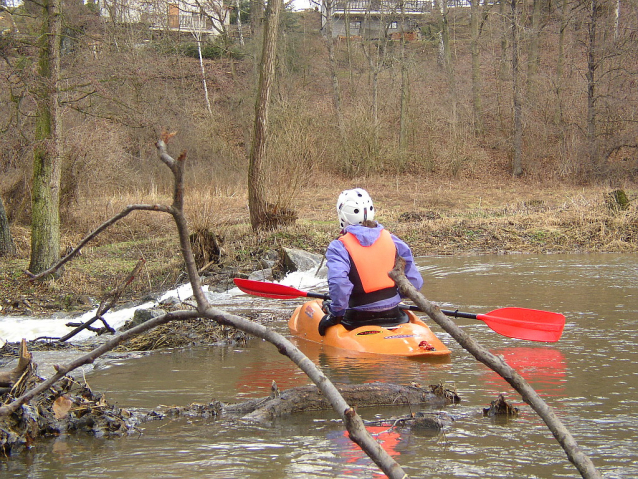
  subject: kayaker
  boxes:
[319,188,424,335]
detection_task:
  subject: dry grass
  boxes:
[1,174,636,316]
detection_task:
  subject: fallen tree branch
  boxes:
[389,257,602,479]
[0,340,32,388]
[0,310,201,416]
[6,134,411,479]
[26,205,171,281]
[56,258,146,342]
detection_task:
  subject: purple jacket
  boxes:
[326,223,424,317]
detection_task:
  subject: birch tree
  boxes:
[190,20,213,116]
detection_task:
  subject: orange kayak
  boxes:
[289,300,451,357]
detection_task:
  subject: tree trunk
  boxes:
[497,0,509,132]
[236,0,245,46]
[511,0,523,177]
[526,0,542,94]
[250,0,264,35]
[0,197,15,257]
[195,31,213,116]
[554,0,568,125]
[470,0,483,135]
[323,0,346,141]
[399,4,409,152]
[586,0,599,170]
[248,0,282,231]
[0,340,31,387]
[29,0,62,275]
[439,0,457,132]
[613,0,620,41]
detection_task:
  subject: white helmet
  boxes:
[336,188,375,229]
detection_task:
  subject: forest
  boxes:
[1,0,637,270]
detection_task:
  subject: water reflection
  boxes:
[481,347,567,398]
[291,337,452,386]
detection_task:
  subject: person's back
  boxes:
[319,189,424,335]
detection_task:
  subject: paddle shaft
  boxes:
[236,280,505,319]
[233,278,565,342]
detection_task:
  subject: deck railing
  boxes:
[332,0,480,15]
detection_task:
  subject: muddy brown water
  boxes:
[2,253,637,478]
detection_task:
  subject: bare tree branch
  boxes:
[389,257,602,479]
[56,258,147,342]
[7,135,411,479]
[26,204,172,280]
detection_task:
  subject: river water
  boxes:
[1,253,636,478]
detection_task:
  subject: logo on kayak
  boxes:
[305,307,315,318]
[356,330,382,336]
[384,334,415,339]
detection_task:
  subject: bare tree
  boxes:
[235,0,245,45]
[251,0,265,34]
[469,0,487,135]
[554,0,570,125]
[189,0,232,38]
[322,0,346,141]
[510,0,523,177]
[435,0,458,132]
[248,0,282,230]
[526,0,543,94]
[190,19,214,116]
[585,0,599,170]
[398,1,409,152]
[28,0,63,275]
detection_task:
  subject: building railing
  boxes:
[332,0,477,15]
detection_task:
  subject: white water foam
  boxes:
[0,269,328,344]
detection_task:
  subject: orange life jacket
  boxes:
[339,229,398,307]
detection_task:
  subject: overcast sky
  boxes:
[292,0,316,10]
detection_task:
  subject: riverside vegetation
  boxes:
[1,176,636,316]
[2,7,638,312]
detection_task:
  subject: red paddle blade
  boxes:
[478,307,565,342]
[233,278,309,299]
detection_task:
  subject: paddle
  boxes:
[233,278,566,342]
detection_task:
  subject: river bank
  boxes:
[1,178,636,317]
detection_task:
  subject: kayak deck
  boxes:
[289,300,451,357]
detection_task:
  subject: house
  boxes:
[99,0,230,37]
[323,0,472,40]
